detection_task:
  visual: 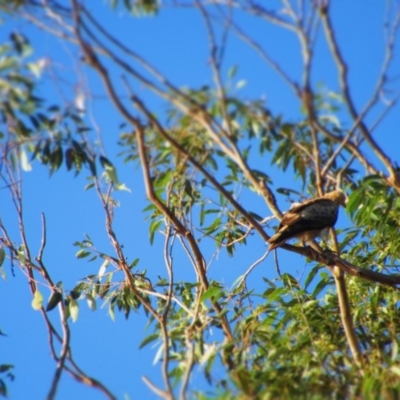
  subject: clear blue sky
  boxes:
[1,1,399,399]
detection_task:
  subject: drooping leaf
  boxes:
[46,291,62,312]
[86,294,96,311]
[139,333,159,349]
[31,290,43,311]
[69,298,79,322]
[0,248,5,268]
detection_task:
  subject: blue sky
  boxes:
[1,1,399,399]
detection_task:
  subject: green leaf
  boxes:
[114,182,131,192]
[346,189,364,217]
[266,287,285,303]
[98,260,109,279]
[69,298,79,322]
[20,146,32,171]
[200,285,223,302]
[0,364,13,373]
[149,219,162,245]
[108,303,115,321]
[49,145,63,174]
[65,148,74,170]
[0,248,5,268]
[139,333,159,349]
[304,265,322,290]
[203,217,221,236]
[76,249,91,259]
[10,32,31,56]
[228,65,238,79]
[70,290,80,300]
[27,60,44,78]
[99,282,111,299]
[100,155,120,184]
[0,56,17,72]
[236,79,247,89]
[86,294,96,311]
[250,169,271,182]
[46,291,62,312]
[129,258,139,269]
[312,277,332,298]
[32,290,43,310]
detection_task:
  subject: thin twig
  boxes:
[320,6,400,190]
[142,376,169,398]
[160,224,174,397]
[234,249,270,288]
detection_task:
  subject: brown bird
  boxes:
[268,190,346,251]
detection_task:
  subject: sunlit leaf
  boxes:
[114,182,131,192]
[86,294,96,311]
[20,147,32,172]
[139,333,159,349]
[236,80,246,89]
[149,219,162,245]
[69,298,79,322]
[200,285,223,302]
[31,290,43,311]
[76,249,91,259]
[98,260,109,279]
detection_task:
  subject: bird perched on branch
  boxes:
[268,190,346,251]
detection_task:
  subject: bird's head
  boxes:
[323,190,347,207]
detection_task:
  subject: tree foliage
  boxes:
[1,1,400,399]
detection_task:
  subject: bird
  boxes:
[268,190,346,251]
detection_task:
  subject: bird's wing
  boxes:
[285,196,323,214]
[279,197,327,225]
[269,198,339,247]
